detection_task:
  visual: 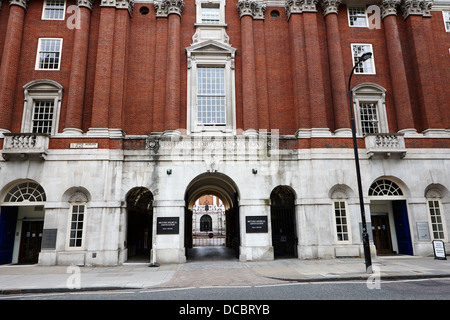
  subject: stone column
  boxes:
[401,0,441,134]
[64,0,94,135]
[0,0,29,134]
[88,0,116,136]
[153,1,168,133]
[286,0,310,135]
[320,0,350,135]
[237,0,261,136]
[109,0,134,137]
[252,5,270,131]
[302,0,328,134]
[380,0,416,134]
[165,0,183,135]
[153,0,184,136]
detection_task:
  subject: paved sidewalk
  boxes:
[0,255,449,294]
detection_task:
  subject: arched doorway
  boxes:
[0,180,46,264]
[270,186,297,258]
[185,173,240,261]
[369,179,413,255]
[126,187,153,262]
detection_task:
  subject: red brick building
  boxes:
[0,0,449,266]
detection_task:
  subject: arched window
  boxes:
[200,215,212,232]
[67,192,88,249]
[352,83,388,136]
[22,79,63,135]
[330,188,351,243]
[426,189,447,241]
[3,181,46,202]
[369,179,403,197]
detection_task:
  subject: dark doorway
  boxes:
[126,188,153,262]
[18,220,43,264]
[0,207,19,264]
[392,200,413,255]
[270,186,297,258]
[371,214,393,254]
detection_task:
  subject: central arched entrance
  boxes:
[184,173,240,261]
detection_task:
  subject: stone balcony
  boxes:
[1,133,50,161]
[365,133,407,159]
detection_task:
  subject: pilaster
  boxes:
[0,0,29,133]
[64,1,94,135]
[401,0,442,132]
[320,0,350,135]
[237,0,262,133]
[380,0,416,134]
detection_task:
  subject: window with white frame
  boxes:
[32,100,55,134]
[66,191,89,249]
[196,0,225,24]
[426,189,447,241]
[68,204,85,248]
[443,11,450,32]
[197,66,226,126]
[201,4,220,24]
[42,0,66,20]
[352,83,388,136]
[22,80,63,136]
[352,44,375,74]
[186,42,236,134]
[36,38,63,70]
[359,102,379,134]
[334,201,350,242]
[348,6,367,27]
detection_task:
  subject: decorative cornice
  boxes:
[319,0,341,16]
[116,0,134,14]
[77,0,95,10]
[236,0,267,19]
[154,0,184,17]
[400,0,433,19]
[100,0,134,14]
[285,0,318,20]
[9,0,29,10]
[380,0,401,19]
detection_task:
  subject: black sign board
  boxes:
[246,216,268,233]
[157,217,179,235]
[433,240,447,260]
[41,228,57,249]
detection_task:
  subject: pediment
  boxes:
[186,40,236,55]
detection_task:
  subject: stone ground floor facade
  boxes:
[0,134,449,266]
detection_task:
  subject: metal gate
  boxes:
[271,186,297,258]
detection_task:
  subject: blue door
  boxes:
[392,200,413,255]
[0,207,18,264]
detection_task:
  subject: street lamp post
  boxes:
[348,52,373,274]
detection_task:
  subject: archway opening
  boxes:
[185,173,240,261]
[0,181,46,265]
[270,186,297,258]
[126,187,153,263]
[369,179,413,256]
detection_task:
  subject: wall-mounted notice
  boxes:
[69,143,99,149]
[157,217,179,235]
[246,216,268,233]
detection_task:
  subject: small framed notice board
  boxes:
[432,240,447,260]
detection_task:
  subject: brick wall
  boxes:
[0,1,448,147]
